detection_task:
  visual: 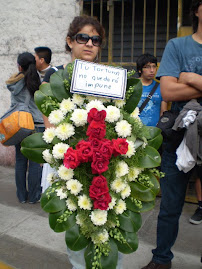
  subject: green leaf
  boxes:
[63,63,72,80]
[21,133,50,163]
[34,83,56,116]
[50,69,70,102]
[138,146,161,168]
[118,210,142,233]
[65,224,90,251]
[130,182,156,202]
[147,134,163,150]
[143,126,162,140]
[144,171,160,195]
[49,211,76,233]
[126,198,155,213]
[124,78,142,114]
[115,229,138,254]
[85,239,118,269]
[40,188,66,213]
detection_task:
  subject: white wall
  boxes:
[0,0,80,165]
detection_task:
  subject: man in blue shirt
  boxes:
[136,53,167,126]
[142,1,202,268]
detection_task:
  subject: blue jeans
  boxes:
[15,126,44,203]
[152,148,193,264]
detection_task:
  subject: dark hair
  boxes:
[65,15,105,52]
[190,0,202,33]
[34,46,52,64]
[17,52,41,96]
[136,53,157,77]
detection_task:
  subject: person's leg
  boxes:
[189,166,202,224]
[151,150,190,264]
[15,143,28,202]
[27,159,42,203]
[28,126,44,203]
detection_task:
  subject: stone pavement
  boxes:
[0,165,201,269]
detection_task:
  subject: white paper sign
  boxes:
[70,60,127,100]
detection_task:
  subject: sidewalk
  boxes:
[0,165,201,269]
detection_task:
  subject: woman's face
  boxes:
[67,25,100,62]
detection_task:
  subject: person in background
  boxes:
[6,52,44,204]
[189,176,202,224]
[34,46,53,193]
[34,46,52,82]
[136,53,167,127]
[141,0,202,268]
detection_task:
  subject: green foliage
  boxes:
[115,229,138,254]
[124,78,142,113]
[34,83,59,116]
[126,198,155,213]
[65,224,90,251]
[130,181,156,202]
[21,133,50,163]
[40,188,66,213]
[85,239,118,269]
[118,210,142,233]
[49,210,76,233]
[138,146,161,168]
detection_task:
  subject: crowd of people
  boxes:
[1,0,202,268]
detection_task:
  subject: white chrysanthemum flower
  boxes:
[42,149,54,163]
[66,179,83,195]
[90,209,108,226]
[70,109,88,127]
[113,99,126,108]
[130,107,140,119]
[58,165,74,181]
[86,95,97,102]
[86,100,105,112]
[92,229,109,244]
[121,185,131,199]
[108,196,116,209]
[105,105,120,123]
[66,198,77,211]
[60,98,75,114]
[128,167,143,181]
[111,178,127,193]
[116,161,129,177]
[48,109,65,125]
[142,141,148,148]
[46,172,57,185]
[97,97,111,103]
[72,94,85,106]
[114,199,126,214]
[42,127,55,143]
[78,194,92,210]
[52,143,69,160]
[76,214,83,226]
[115,120,132,137]
[55,188,67,200]
[124,140,136,158]
[55,123,75,140]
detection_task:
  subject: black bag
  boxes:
[157,110,185,151]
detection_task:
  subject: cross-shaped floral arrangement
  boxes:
[63,108,128,210]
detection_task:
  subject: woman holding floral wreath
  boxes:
[22,14,161,269]
[42,15,124,269]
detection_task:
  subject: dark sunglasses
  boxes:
[72,33,102,47]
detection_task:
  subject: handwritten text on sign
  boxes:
[70,60,127,100]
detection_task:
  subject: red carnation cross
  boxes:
[64,108,128,210]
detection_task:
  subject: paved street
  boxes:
[0,165,201,269]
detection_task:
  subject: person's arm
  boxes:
[43,115,55,129]
[178,72,202,91]
[160,101,168,116]
[160,76,202,102]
